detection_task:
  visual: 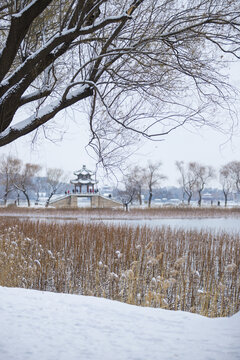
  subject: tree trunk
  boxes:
[3,191,8,205]
[45,191,55,208]
[187,194,192,205]
[138,193,142,206]
[23,191,30,207]
[35,190,40,205]
[124,201,130,211]
[148,190,152,208]
[181,189,185,204]
[224,192,228,207]
[198,191,202,207]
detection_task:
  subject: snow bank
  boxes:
[0,286,239,360]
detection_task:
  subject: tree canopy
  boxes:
[0,0,240,164]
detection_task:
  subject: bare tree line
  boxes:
[0,155,66,207]
[1,154,240,208]
[176,161,215,206]
[177,160,240,207]
[120,162,166,209]
[122,160,240,207]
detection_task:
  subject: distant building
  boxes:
[70,165,97,194]
[202,192,213,201]
[51,166,122,208]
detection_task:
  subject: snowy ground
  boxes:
[0,287,239,360]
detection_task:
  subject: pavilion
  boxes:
[70,165,97,194]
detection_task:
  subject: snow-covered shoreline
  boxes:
[0,286,239,360]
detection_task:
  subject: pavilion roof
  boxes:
[73,165,94,177]
[70,179,97,185]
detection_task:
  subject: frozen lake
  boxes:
[95,217,240,233]
[1,212,240,233]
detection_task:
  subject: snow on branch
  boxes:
[0,84,93,146]
[19,87,52,106]
[0,0,240,150]
[0,0,53,82]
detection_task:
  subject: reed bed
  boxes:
[0,218,239,317]
[1,205,240,220]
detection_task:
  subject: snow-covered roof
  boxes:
[73,165,94,177]
[71,165,97,185]
[70,179,97,185]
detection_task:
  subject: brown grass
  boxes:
[0,217,239,317]
[1,205,240,220]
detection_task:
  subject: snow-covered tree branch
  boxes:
[0,0,240,164]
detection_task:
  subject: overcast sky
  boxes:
[0,63,240,189]
[1,115,240,188]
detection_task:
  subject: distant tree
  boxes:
[0,0,240,168]
[0,155,21,205]
[118,187,136,212]
[34,176,47,205]
[144,162,166,208]
[45,168,66,207]
[124,166,145,205]
[14,163,42,206]
[226,161,240,194]
[219,164,234,207]
[176,161,197,205]
[190,162,215,207]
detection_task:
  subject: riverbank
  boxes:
[1,205,240,220]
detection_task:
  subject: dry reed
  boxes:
[0,217,239,317]
[1,205,240,220]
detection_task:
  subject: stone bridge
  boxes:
[49,194,122,209]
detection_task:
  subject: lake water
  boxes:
[1,213,240,233]
[95,217,240,233]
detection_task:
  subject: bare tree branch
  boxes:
[0,0,240,169]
